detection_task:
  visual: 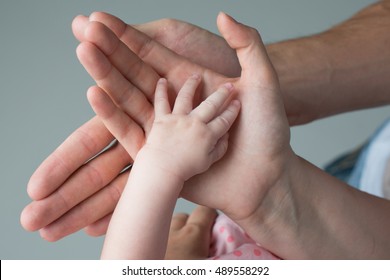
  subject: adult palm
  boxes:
[21,12,291,242]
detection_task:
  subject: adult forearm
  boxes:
[244,154,390,259]
[267,1,390,125]
[293,157,390,259]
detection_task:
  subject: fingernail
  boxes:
[158,77,167,84]
[191,73,201,80]
[223,82,234,91]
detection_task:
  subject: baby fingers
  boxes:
[209,133,230,164]
[208,99,241,139]
[172,74,202,115]
[190,83,234,122]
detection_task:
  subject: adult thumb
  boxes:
[217,12,276,84]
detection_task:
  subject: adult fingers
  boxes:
[172,75,201,115]
[72,14,89,42]
[84,213,112,237]
[133,18,241,78]
[83,20,160,103]
[89,12,186,79]
[216,12,287,135]
[39,172,128,241]
[87,86,145,156]
[26,116,115,201]
[190,83,233,122]
[217,12,278,87]
[76,42,154,132]
[73,13,161,104]
[20,143,130,233]
[89,11,211,101]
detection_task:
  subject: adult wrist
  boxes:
[236,151,314,259]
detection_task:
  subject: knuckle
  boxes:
[137,36,154,59]
[216,115,230,128]
[202,99,218,112]
[249,26,260,37]
[116,85,135,108]
[178,92,193,103]
[182,224,203,237]
[160,18,177,27]
[106,181,122,206]
[85,164,104,190]
[173,213,189,221]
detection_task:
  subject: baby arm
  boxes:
[88,75,240,259]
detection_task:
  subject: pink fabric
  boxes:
[208,214,280,260]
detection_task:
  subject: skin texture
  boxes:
[21,2,390,259]
[165,206,217,260]
[21,12,290,241]
[94,76,240,259]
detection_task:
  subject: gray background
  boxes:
[1,0,388,259]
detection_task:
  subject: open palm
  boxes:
[21,12,292,240]
[80,12,292,228]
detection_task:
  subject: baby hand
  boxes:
[141,75,240,181]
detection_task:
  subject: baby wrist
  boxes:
[135,147,186,186]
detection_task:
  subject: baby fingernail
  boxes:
[223,83,234,91]
[191,73,201,80]
[158,78,167,85]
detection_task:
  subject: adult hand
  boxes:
[21,12,291,243]
[89,75,240,183]
[21,12,237,240]
[132,18,241,78]
[88,12,292,236]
